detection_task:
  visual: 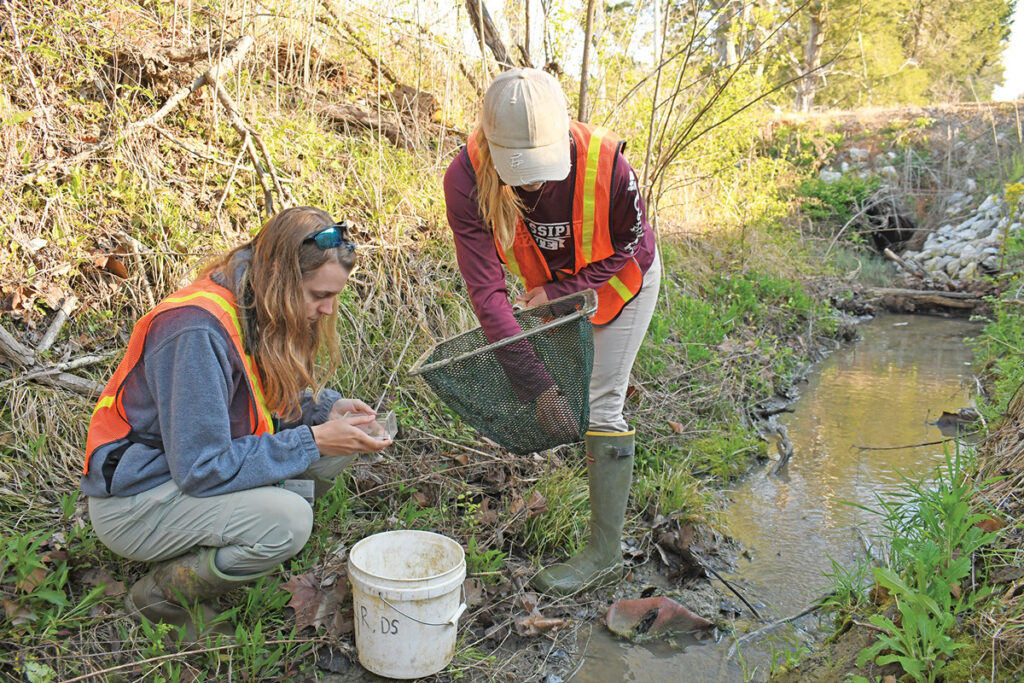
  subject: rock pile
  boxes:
[899,190,1023,284]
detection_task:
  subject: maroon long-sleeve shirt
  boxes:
[443,136,657,345]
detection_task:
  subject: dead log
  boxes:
[322,103,410,147]
[0,322,106,397]
[864,287,984,311]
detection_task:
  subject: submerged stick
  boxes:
[694,557,762,621]
[854,437,956,451]
[726,594,830,659]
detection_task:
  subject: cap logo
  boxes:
[510,152,522,168]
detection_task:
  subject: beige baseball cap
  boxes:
[481,68,570,187]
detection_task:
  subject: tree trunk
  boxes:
[465,0,512,70]
[715,0,740,66]
[578,0,597,121]
[794,4,824,112]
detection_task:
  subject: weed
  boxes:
[517,465,589,559]
[797,174,881,226]
[768,628,812,674]
[466,535,506,583]
[822,554,872,622]
[853,447,1002,682]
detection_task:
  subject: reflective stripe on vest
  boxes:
[83,277,275,474]
[466,121,644,326]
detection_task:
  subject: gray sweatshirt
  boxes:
[80,300,338,499]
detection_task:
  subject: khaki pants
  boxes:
[589,254,661,432]
[87,455,350,575]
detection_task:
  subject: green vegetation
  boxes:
[851,450,1000,683]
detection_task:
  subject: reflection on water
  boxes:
[572,314,981,682]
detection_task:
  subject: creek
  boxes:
[571,313,982,682]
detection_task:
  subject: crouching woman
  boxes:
[81,207,391,642]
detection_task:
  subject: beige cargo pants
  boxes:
[87,455,351,575]
[588,253,661,432]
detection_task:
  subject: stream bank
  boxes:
[561,312,981,682]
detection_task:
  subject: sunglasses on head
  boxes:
[304,221,356,253]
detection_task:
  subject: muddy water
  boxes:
[571,313,981,682]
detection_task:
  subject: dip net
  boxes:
[409,290,596,454]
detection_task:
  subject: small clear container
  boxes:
[347,409,398,441]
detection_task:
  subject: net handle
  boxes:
[408,289,597,378]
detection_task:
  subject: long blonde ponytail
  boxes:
[471,127,525,251]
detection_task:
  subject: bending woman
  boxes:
[443,68,660,595]
[81,207,391,642]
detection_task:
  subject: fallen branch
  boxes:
[33,36,255,178]
[0,324,36,367]
[0,323,107,397]
[322,103,410,147]
[883,247,925,277]
[696,557,763,621]
[36,296,78,354]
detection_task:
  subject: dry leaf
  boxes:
[17,567,47,593]
[525,491,548,518]
[667,421,684,434]
[464,578,485,606]
[79,568,126,597]
[26,238,47,253]
[412,491,431,507]
[509,492,526,516]
[976,515,1006,533]
[475,498,499,526]
[91,254,129,279]
[3,599,34,626]
[283,572,350,634]
[514,615,569,636]
[950,583,962,600]
[444,452,469,466]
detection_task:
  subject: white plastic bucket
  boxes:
[348,530,467,679]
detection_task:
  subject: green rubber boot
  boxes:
[125,548,266,644]
[530,430,635,597]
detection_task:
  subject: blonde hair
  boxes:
[471,126,526,250]
[206,207,356,421]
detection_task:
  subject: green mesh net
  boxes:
[409,290,597,454]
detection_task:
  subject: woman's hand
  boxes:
[328,398,375,421]
[514,286,549,309]
[311,413,391,457]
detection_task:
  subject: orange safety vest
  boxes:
[467,121,644,326]
[83,276,275,474]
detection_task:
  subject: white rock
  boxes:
[960,262,978,280]
[972,219,996,237]
[878,165,899,181]
[982,255,1000,270]
[965,178,978,192]
[1010,222,1022,233]
[960,244,979,261]
[849,147,870,162]
[946,259,961,277]
[978,195,999,213]
[819,170,842,184]
[841,161,851,173]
